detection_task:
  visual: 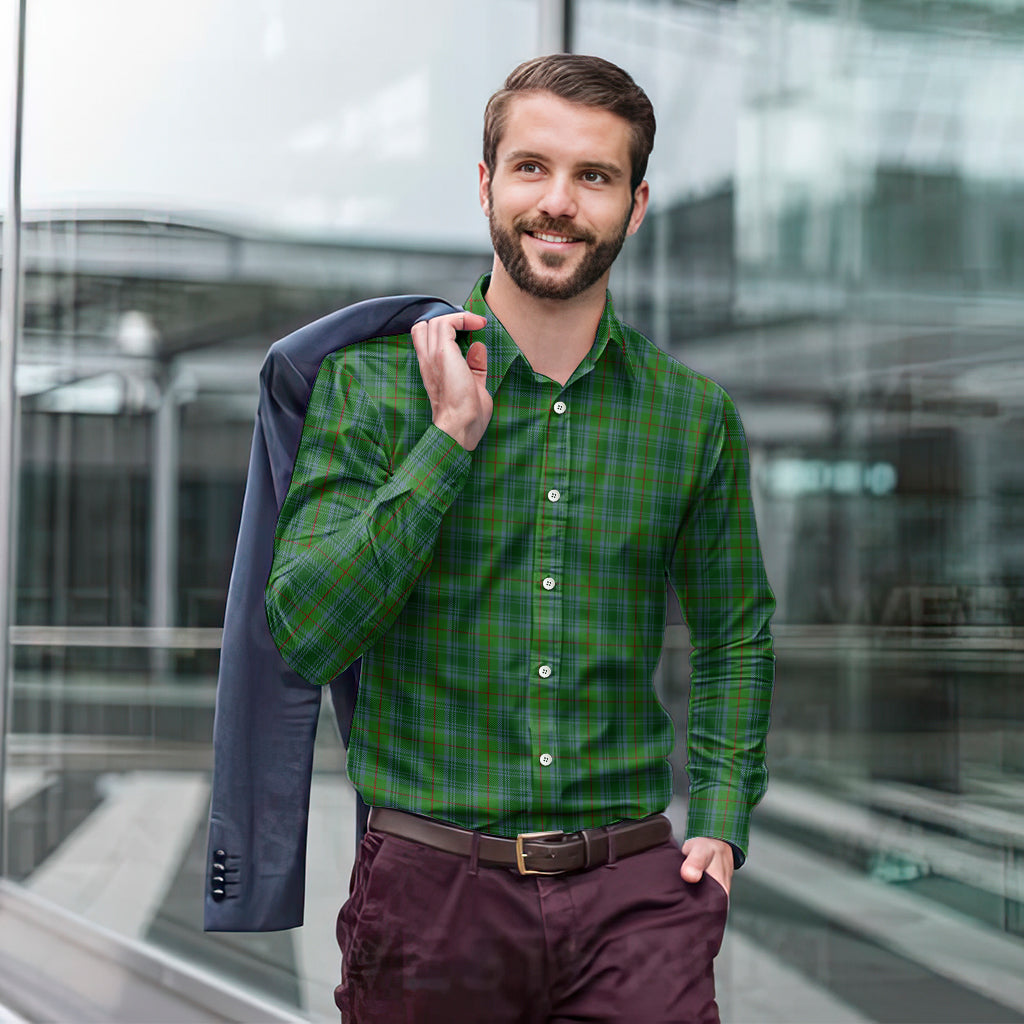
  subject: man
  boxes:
[266,54,774,1023]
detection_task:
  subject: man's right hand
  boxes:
[411,311,491,451]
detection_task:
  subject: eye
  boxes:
[517,162,542,175]
[582,170,608,184]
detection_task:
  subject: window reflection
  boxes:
[7,2,532,1018]
[581,0,1024,1020]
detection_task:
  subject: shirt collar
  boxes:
[461,274,639,392]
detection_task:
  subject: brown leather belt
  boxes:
[368,807,673,876]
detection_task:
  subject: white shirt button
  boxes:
[547,489,560,503]
[542,577,556,591]
[553,401,567,415]
[539,753,553,766]
[538,664,552,678]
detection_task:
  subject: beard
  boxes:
[487,188,631,301]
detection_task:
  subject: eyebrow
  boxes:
[502,150,626,181]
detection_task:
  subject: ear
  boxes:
[478,161,492,216]
[625,180,650,237]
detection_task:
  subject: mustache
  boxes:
[513,217,595,245]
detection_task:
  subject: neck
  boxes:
[484,259,608,386]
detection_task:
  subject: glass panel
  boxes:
[0,0,19,896]
[0,1,12,215]
[576,1,1024,1020]
[11,1,538,1019]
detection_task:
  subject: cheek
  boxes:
[492,180,544,212]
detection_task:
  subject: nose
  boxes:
[536,174,577,220]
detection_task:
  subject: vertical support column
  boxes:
[149,364,179,673]
[0,0,28,879]
[537,0,571,53]
[653,208,670,347]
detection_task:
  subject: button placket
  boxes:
[531,386,570,789]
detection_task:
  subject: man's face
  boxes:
[480,92,649,301]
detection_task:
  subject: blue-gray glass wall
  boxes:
[2,1,1023,1022]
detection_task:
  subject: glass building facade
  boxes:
[1,1,1023,1020]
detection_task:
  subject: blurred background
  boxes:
[0,0,1023,1021]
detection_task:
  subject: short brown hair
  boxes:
[483,54,656,193]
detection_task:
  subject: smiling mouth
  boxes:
[527,230,581,244]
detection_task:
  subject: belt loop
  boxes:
[606,826,618,869]
[468,831,480,877]
[581,829,594,869]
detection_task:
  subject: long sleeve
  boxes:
[265,354,471,686]
[669,390,775,861]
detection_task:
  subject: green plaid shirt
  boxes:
[266,275,774,857]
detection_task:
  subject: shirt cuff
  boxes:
[684,786,752,868]
[395,422,473,513]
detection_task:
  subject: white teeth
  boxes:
[533,232,575,244]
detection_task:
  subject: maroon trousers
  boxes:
[335,825,728,1023]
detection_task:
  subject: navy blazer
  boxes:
[204,295,460,932]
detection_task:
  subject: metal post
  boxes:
[0,0,28,878]
[149,364,179,674]
[537,0,571,53]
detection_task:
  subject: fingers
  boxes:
[411,310,487,343]
[410,310,492,452]
[411,312,487,381]
[458,311,488,331]
[411,313,486,380]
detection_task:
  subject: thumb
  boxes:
[466,341,488,376]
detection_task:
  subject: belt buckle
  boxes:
[515,830,565,875]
